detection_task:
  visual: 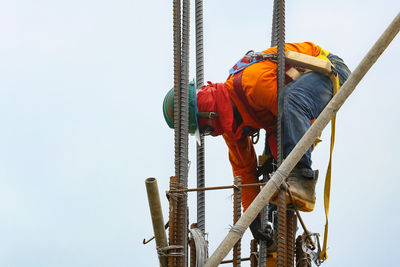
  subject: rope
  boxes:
[229,225,246,235]
[157,245,185,257]
[189,228,208,267]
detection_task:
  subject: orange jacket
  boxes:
[223,42,323,211]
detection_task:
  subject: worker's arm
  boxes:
[222,133,259,211]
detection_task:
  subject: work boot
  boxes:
[286,169,319,212]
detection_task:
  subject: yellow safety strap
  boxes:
[320,69,340,261]
[317,47,331,62]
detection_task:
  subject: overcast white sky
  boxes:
[0,1,399,266]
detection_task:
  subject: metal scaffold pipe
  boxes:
[204,12,400,267]
[145,178,168,267]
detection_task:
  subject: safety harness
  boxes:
[231,48,339,262]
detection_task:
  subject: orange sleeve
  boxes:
[222,134,260,211]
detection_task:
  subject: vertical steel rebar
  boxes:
[195,0,206,235]
[277,190,287,267]
[169,176,180,267]
[250,239,258,267]
[286,210,296,266]
[273,1,288,267]
[172,0,187,265]
[259,168,268,266]
[270,0,277,47]
[295,234,311,267]
[233,176,242,267]
[173,0,181,181]
[260,1,280,265]
[275,1,285,165]
[180,0,190,265]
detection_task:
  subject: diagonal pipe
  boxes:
[204,11,400,267]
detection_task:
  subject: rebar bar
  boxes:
[259,178,268,266]
[169,176,180,267]
[273,1,288,266]
[172,0,183,264]
[286,210,296,267]
[220,258,251,264]
[168,182,267,193]
[176,0,190,265]
[270,0,277,47]
[233,176,242,267]
[295,234,311,267]
[173,0,181,181]
[277,188,287,267]
[195,0,206,235]
[250,240,258,267]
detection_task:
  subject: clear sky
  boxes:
[0,1,399,266]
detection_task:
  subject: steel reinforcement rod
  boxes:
[174,0,190,265]
[203,12,400,267]
[232,176,242,267]
[172,0,182,265]
[195,0,206,235]
[259,2,280,265]
[273,1,290,267]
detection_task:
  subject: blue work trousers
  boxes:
[278,54,351,173]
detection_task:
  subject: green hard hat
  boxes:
[163,80,199,135]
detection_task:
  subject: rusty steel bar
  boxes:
[277,187,287,267]
[295,234,311,267]
[168,182,267,193]
[180,0,191,265]
[168,176,184,267]
[145,178,168,267]
[233,176,242,267]
[220,258,251,264]
[177,185,186,266]
[273,0,290,266]
[195,0,206,235]
[250,239,258,267]
[287,187,315,250]
[173,0,181,181]
[286,210,296,267]
[172,0,183,265]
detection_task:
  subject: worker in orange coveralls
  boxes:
[163,42,351,246]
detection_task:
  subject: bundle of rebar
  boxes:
[172,0,190,265]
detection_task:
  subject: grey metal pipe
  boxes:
[145,177,168,267]
[204,12,400,267]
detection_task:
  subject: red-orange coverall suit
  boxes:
[197,42,348,212]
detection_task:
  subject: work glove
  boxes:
[249,217,276,251]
